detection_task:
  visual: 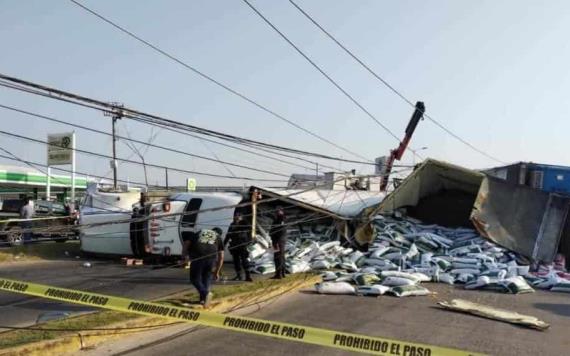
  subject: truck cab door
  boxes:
[179,198,203,245]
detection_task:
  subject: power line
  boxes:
[0,75,410,176]
[0,147,350,234]
[0,147,364,231]
[0,100,357,179]
[1,127,394,191]
[0,101,316,173]
[0,103,293,179]
[111,111,347,173]
[0,129,289,183]
[134,118,353,174]
[117,122,160,187]
[242,0,402,143]
[0,149,352,229]
[67,0,371,162]
[198,139,237,178]
[4,173,370,235]
[128,117,325,172]
[0,75,376,166]
[241,0,423,163]
[0,99,410,179]
[0,144,239,228]
[288,0,506,164]
[0,162,409,238]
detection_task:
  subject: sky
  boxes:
[1,0,569,188]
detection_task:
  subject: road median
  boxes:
[0,273,319,356]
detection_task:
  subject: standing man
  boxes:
[130,192,149,258]
[182,227,224,307]
[19,197,34,243]
[270,207,287,279]
[224,213,253,282]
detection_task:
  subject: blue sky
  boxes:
[1,0,569,187]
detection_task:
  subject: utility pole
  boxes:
[111,116,118,189]
[165,168,169,190]
[105,103,123,190]
[251,189,260,239]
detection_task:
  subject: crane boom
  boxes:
[379,101,425,191]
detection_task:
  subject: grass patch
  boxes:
[0,273,315,350]
[163,272,313,307]
[0,241,80,263]
[0,311,139,349]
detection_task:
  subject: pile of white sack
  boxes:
[247,215,570,297]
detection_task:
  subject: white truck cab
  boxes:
[137,192,244,258]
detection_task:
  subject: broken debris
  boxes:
[437,299,550,330]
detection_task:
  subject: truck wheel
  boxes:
[7,227,23,246]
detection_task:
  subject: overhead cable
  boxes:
[242,0,400,141]
[0,103,293,178]
[241,0,422,162]
[0,75,376,166]
[0,129,289,182]
[67,0,371,162]
[288,0,506,164]
[0,101,317,172]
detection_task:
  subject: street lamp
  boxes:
[411,146,428,165]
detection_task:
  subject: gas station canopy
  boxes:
[0,165,88,190]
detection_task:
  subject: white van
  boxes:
[133,192,244,260]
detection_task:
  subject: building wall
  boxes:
[487,162,570,195]
[529,165,570,193]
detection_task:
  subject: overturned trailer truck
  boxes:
[127,187,385,261]
[365,159,570,266]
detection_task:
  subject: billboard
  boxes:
[47,133,75,166]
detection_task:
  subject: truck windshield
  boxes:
[180,198,202,228]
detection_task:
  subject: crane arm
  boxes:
[379,101,425,191]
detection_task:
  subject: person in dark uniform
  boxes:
[270,207,287,279]
[182,227,224,307]
[130,192,148,257]
[224,213,253,282]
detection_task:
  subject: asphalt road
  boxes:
[90,284,570,356]
[0,258,228,327]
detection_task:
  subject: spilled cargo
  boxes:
[248,213,570,297]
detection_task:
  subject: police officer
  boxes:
[183,227,224,307]
[130,192,148,257]
[224,213,253,282]
[270,207,287,279]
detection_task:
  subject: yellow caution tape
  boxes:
[0,278,481,355]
